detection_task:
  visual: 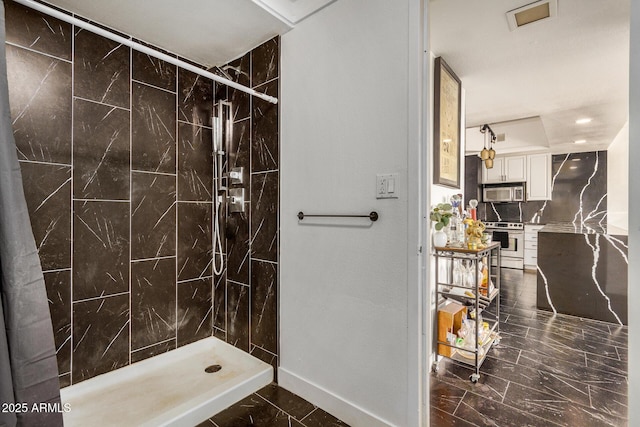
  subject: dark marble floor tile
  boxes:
[586,354,628,377]
[525,327,619,359]
[131,173,176,260]
[132,50,176,91]
[132,83,176,174]
[454,391,555,427]
[227,281,250,352]
[301,408,350,427]
[588,384,628,419]
[43,270,71,378]
[251,172,278,261]
[433,359,509,402]
[178,69,213,126]
[72,294,129,383]
[482,353,591,408]
[73,201,129,300]
[131,339,176,364]
[73,100,130,200]
[486,342,520,364]
[7,45,72,164]
[431,407,477,427]
[430,378,466,414]
[177,202,212,281]
[252,37,279,88]
[131,258,176,350]
[251,260,277,354]
[226,211,250,284]
[497,321,529,337]
[209,393,304,427]
[5,0,72,60]
[503,381,624,427]
[177,278,212,346]
[616,345,628,362]
[178,123,213,201]
[20,162,71,270]
[256,384,315,420]
[213,262,227,332]
[74,28,130,108]
[498,332,587,366]
[535,310,613,335]
[252,80,278,172]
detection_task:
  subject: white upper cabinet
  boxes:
[481,155,526,183]
[527,153,552,200]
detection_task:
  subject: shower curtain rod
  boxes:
[12,0,279,105]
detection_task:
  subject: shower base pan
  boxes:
[60,337,273,426]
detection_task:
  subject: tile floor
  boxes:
[431,268,628,426]
[198,383,350,427]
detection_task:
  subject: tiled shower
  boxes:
[5,0,279,387]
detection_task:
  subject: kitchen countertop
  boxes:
[539,222,628,236]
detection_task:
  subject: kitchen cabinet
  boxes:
[481,155,526,183]
[524,224,544,270]
[527,153,552,200]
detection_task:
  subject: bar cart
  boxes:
[432,242,501,383]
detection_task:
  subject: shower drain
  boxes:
[205,364,222,373]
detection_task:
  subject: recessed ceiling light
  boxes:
[574,140,587,144]
[570,166,578,170]
[506,0,558,31]
[571,158,581,161]
[576,118,592,124]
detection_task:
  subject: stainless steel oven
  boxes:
[485,222,524,269]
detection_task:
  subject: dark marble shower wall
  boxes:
[468,151,607,223]
[5,0,279,386]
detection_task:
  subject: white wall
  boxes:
[628,2,639,424]
[279,1,423,426]
[607,121,629,232]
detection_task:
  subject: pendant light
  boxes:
[479,124,497,169]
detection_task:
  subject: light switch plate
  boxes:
[376,173,399,199]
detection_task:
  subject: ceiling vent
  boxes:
[506,0,558,31]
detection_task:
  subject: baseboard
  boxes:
[278,367,395,427]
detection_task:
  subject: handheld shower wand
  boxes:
[212,103,228,276]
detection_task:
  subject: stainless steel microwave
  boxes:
[483,185,525,203]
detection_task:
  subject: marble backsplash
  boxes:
[466,151,607,225]
[5,0,279,386]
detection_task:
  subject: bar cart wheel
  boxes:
[432,361,439,373]
[470,373,480,383]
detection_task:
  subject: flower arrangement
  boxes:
[429,203,453,231]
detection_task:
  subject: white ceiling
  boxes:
[430,0,630,155]
[41,0,331,67]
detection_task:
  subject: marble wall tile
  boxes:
[74,29,130,108]
[226,211,250,284]
[132,51,176,92]
[229,118,251,188]
[177,203,213,281]
[251,260,277,354]
[178,69,213,126]
[132,83,176,174]
[5,0,72,60]
[250,346,278,381]
[19,162,71,270]
[131,258,177,350]
[252,37,279,88]
[43,270,71,378]
[227,282,250,352]
[226,53,251,121]
[178,123,213,201]
[6,45,72,164]
[214,261,227,332]
[73,100,130,200]
[131,339,176,364]
[73,201,129,300]
[131,173,176,259]
[252,80,279,172]
[72,294,129,383]
[177,278,213,346]
[251,172,278,261]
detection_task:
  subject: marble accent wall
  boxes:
[469,151,607,224]
[5,0,279,386]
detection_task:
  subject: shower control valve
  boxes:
[229,167,244,185]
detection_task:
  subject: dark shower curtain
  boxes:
[0,1,63,426]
